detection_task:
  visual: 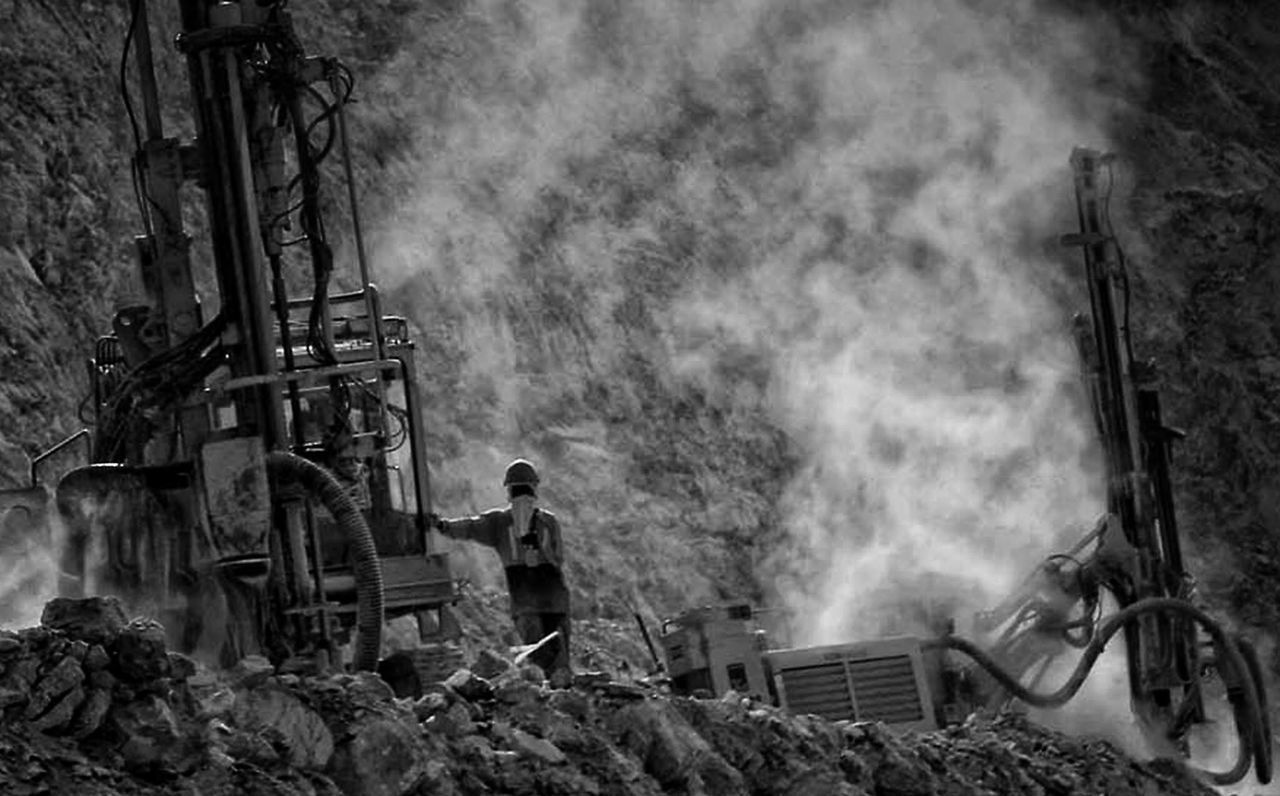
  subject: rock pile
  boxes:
[1,597,174,741]
[402,668,1222,796]
[0,598,1228,795]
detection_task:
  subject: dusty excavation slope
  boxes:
[0,597,1221,796]
[1,1,1278,795]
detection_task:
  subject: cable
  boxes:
[119,0,142,159]
[93,314,228,462]
[300,83,339,163]
[350,379,409,452]
[1102,160,1138,367]
[118,0,155,240]
[77,390,96,426]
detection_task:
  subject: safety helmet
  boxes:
[503,458,540,488]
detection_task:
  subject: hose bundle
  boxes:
[928,598,1272,786]
[266,451,384,672]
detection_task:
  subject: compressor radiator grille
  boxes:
[846,655,924,723]
[779,654,923,724]
[776,662,852,720]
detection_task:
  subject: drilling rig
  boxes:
[659,149,1273,786]
[0,0,461,679]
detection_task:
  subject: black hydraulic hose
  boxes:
[924,597,1267,786]
[1237,636,1273,784]
[265,451,384,671]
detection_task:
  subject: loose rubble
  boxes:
[0,597,1230,795]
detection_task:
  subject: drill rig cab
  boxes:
[52,0,459,675]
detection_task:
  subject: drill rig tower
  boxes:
[51,0,458,674]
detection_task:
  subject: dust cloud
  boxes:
[662,0,1124,648]
[0,500,63,630]
[364,0,1134,677]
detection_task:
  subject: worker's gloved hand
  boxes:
[426,512,444,531]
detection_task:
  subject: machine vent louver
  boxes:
[778,662,854,720]
[846,655,923,723]
[777,654,924,724]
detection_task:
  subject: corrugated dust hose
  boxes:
[266,451,384,671]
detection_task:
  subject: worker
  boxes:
[430,458,572,683]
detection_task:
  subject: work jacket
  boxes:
[439,506,568,616]
[439,506,565,570]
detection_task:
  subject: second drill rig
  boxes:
[42,0,460,680]
[658,149,1273,786]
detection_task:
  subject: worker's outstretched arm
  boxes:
[433,509,504,549]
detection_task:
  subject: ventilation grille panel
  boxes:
[778,654,924,724]
[778,662,853,720]
[847,654,923,724]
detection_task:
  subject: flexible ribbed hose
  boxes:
[926,597,1269,786]
[266,451,384,671]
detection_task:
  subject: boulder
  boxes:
[197,686,236,718]
[470,648,513,680]
[508,727,567,765]
[87,668,117,690]
[110,619,170,683]
[548,689,593,721]
[423,700,476,739]
[608,700,743,791]
[112,694,182,768]
[3,657,39,692]
[29,685,85,732]
[68,687,112,739]
[328,713,433,796]
[348,671,395,704]
[226,729,282,765]
[445,701,476,735]
[82,644,110,671]
[455,734,497,765]
[230,686,334,770]
[230,654,274,688]
[412,692,448,721]
[24,655,84,719]
[40,597,128,644]
[18,627,53,650]
[444,669,493,703]
[166,651,197,681]
[493,674,541,707]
